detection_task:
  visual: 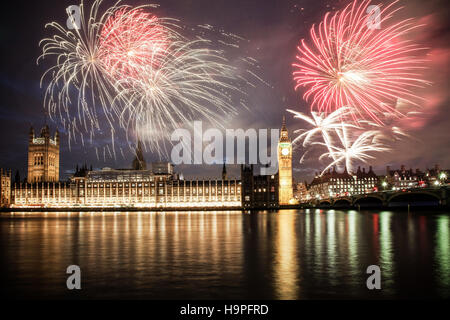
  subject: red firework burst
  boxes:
[293,0,428,123]
[99,7,169,81]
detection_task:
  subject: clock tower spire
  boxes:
[278,116,293,205]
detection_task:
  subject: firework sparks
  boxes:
[99,7,174,81]
[38,0,252,155]
[359,118,415,144]
[114,38,242,152]
[288,107,390,174]
[287,107,356,146]
[292,0,429,123]
[318,128,390,174]
[287,107,358,161]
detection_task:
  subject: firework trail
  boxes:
[293,0,429,124]
[289,107,390,173]
[318,127,390,174]
[39,0,129,150]
[113,38,243,153]
[359,118,415,144]
[99,7,171,81]
[38,0,253,156]
[287,107,357,161]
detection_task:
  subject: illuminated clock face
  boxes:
[281,148,290,156]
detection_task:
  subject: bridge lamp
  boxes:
[382,181,388,188]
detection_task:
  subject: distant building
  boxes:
[384,165,423,189]
[13,167,241,209]
[383,164,448,190]
[1,168,11,207]
[13,141,240,208]
[27,125,60,183]
[354,166,378,194]
[308,166,378,199]
[241,165,279,209]
[424,165,449,186]
[152,162,174,175]
[9,122,297,209]
[294,182,309,202]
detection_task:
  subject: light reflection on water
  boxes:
[274,210,299,300]
[0,210,449,299]
[436,215,450,295]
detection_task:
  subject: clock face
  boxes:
[281,148,290,156]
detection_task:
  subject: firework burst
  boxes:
[113,39,242,151]
[98,7,173,82]
[38,0,141,145]
[289,107,390,174]
[38,0,252,156]
[287,107,356,147]
[293,0,429,123]
[318,127,390,174]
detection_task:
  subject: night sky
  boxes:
[0,0,448,182]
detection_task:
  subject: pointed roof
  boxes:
[282,115,287,131]
[132,140,147,170]
[40,124,50,137]
[280,116,290,143]
[222,161,227,180]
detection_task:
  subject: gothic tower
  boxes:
[132,140,147,170]
[27,125,60,183]
[278,116,293,205]
[0,168,11,207]
[222,162,227,180]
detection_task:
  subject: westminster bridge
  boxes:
[299,186,450,209]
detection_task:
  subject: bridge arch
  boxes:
[388,191,441,207]
[319,200,332,207]
[387,191,440,202]
[334,198,352,207]
[354,196,383,208]
[357,193,384,202]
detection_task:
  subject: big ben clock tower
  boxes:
[278,116,293,205]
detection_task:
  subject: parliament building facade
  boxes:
[7,120,294,209]
[13,168,242,209]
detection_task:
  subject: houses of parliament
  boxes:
[0,120,295,210]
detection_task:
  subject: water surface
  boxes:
[0,210,448,299]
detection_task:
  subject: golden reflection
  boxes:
[212,212,219,264]
[0,210,448,299]
[274,210,299,300]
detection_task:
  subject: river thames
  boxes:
[0,209,448,299]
